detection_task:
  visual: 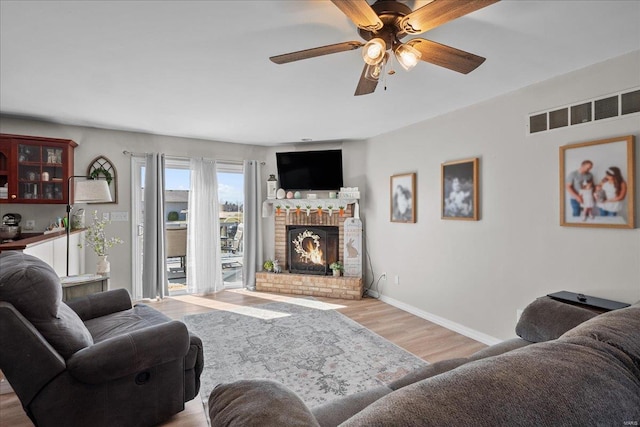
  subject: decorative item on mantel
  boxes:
[267,174,277,199]
[81,210,123,276]
[262,187,360,218]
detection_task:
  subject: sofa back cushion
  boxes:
[0,251,93,358]
[343,328,640,426]
[562,303,640,364]
[0,251,61,320]
[515,296,597,342]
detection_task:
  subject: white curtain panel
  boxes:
[142,153,168,299]
[187,158,223,294]
[243,160,263,290]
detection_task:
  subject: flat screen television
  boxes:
[276,149,343,191]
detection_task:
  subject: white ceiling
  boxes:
[1,1,639,146]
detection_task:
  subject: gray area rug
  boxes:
[183,299,428,407]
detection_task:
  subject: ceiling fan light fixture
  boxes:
[364,52,388,81]
[362,38,386,65]
[394,43,421,71]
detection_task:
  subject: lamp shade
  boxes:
[74,180,112,203]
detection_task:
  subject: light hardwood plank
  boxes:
[1,290,486,427]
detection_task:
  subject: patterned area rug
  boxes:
[183,299,428,408]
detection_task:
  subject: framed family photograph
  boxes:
[560,135,635,229]
[441,158,479,221]
[390,173,416,223]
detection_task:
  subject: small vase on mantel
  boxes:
[97,255,110,276]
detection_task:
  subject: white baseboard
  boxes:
[368,291,501,346]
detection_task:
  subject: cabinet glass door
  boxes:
[17,144,65,201]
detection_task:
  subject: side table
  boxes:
[60,274,110,302]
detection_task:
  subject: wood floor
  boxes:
[0,289,486,427]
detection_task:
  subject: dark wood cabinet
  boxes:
[0,134,77,204]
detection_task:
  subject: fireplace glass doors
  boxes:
[287,226,339,275]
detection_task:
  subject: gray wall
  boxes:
[361,50,640,342]
[0,119,267,293]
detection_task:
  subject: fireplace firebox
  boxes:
[287,226,339,275]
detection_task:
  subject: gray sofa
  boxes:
[208,296,640,426]
[0,251,204,427]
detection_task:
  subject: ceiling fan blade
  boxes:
[354,64,378,96]
[400,0,499,35]
[331,0,383,32]
[270,41,363,64]
[407,38,486,74]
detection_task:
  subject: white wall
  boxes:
[363,50,640,341]
[0,118,267,293]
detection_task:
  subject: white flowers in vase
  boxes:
[82,210,123,256]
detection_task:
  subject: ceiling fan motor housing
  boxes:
[358,0,412,48]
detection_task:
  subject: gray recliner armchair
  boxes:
[0,251,203,427]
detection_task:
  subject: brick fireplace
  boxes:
[256,204,363,299]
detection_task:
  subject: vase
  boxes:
[332,269,341,277]
[97,255,110,276]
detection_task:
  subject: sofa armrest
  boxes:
[209,380,320,427]
[67,320,189,383]
[515,296,598,343]
[0,302,66,406]
[66,288,132,321]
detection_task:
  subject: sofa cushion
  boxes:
[342,335,640,426]
[467,337,531,362]
[84,303,173,342]
[32,303,94,359]
[386,358,468,391]
[561,303,640,364]
[0,251,93,358]
[311,386,391,427]
[515,296,597,342]
[209,380,320,427]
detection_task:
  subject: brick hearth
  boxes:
[256,272,363,300]
[260,203,363,299]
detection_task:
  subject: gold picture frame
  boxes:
[390,173,416,223]
[560,135,635,229]
[441,158,479,221]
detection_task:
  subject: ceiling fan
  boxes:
[270,0,499,96]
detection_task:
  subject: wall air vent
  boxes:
[527,87,640,135]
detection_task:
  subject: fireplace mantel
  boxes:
[262,199,358,217]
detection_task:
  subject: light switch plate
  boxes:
[111,211,129,221]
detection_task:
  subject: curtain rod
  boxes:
[122,150,264,165]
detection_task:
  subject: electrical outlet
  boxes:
[394,275,400,285]
[381,272,387,281]
[24,220,36,230]
[102,212,110,221]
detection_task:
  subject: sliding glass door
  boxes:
[131,157,244,297]
[217,163,244,288]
